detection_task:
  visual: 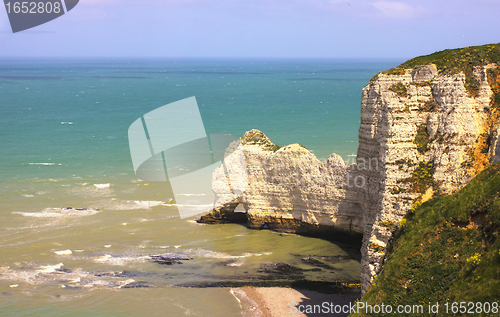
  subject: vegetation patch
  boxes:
[369,73,379,85]
[411,81,431,87]
[384,68,406,76]
[397,44,500,98]
[388,82,407,97]
[394,158,416,168]
[487,67,500,109]
[354,164,500,316]
[241,129,281,152]
[379,220,397,229]
[419,99,438,112]
[414,124,430,154]
[465,74,481,98]
[410,200,422,214]
[390,186,403,194]
[461,147,476,169]
[403,161,435,194]
[369,242,385,253]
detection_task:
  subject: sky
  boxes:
[0,0,499,59]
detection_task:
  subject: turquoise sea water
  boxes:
[0,58,400,316]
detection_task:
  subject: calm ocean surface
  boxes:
[0,58,400,316]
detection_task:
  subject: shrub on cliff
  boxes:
[414,125,430,154]
[353,163,500,316]
[388,82,407,97]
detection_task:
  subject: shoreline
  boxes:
[232,287,360,317]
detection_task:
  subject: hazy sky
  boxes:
[0,0,499,58]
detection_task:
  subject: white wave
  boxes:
[227,261,244,267]
[38,263,64,273]
[117,279,136,289]
[0,263,80,286]
[93,254,148,266]
[54,250,72,255]
[60,122,74,125]
[0,267,43,285]
[0,265,116,289]
[22,194,34,198]
[230,288,262,317]
[107,200,166,210]
[13,207,101,218]
[29,163,55,166]
[94,183,110,189]
[184,249,272,259]
[164,203,213,208]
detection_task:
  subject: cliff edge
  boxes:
[358,43,500,292]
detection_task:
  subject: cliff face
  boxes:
[358,63,500,292]
[199,129,364,242]
[199,44,500,294]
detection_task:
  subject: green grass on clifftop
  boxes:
[353,163,500,316]
[399,43,500,72]
[383,43,500,97]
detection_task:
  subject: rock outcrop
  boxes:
[358,62,500,292]
[198,130,364,243]
[200,44,500,294]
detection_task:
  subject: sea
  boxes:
[0,58,401,316]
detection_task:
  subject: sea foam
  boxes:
[106,200,166,210]
[94,183,111,189]
[13,207,101,218]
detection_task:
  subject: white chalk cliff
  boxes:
[199,129,364,241]
[200,61,500,293]
[357,63,500,292]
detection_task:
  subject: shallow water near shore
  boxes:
[0,58,400,316]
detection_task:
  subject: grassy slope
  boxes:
[353,163,500,316]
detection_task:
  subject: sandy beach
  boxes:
[232,287,360,317]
